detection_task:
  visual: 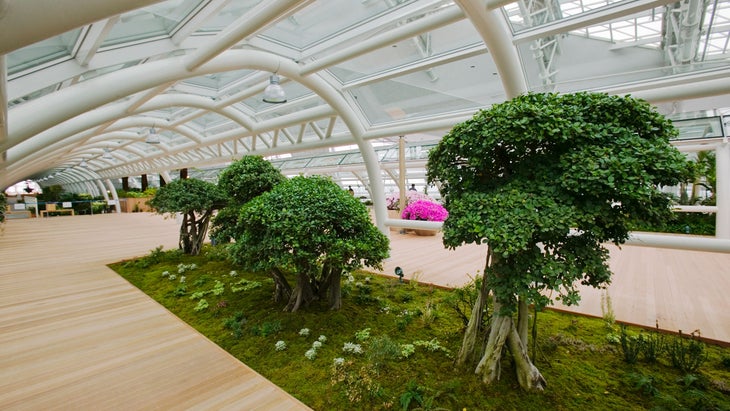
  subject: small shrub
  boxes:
[355,328,371,342]
[343,342,363,354]
[627,372,660,397]
[641,330,665,363]
[399,381,425,411]
[366,336,401,367]
[667,331,707,373]
[620,325,642,364]
[252,320,282,337]
[193,299,209,311]
[720,355,730,370]
[223,311,246,339]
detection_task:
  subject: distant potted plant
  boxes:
[401,199,448,236]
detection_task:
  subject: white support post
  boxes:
[716,142,730,238]
[105,179,121,214]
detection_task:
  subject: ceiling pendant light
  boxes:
[80,159,88,168]
[146,125,160,144]
[262,74,287,104]
[103,147,113,160]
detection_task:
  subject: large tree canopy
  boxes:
[427,92,691,390]
[230,175,390,312]
[150,178,227,255]
[210,155,285,244]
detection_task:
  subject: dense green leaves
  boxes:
[211,156,285,243]
[427,92,691,310]
[150,178,227,255]
[230,175,389,277]
[217,155,285,204]
[149,178,227,215]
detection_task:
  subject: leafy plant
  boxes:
[667,331,707,373]
[427,91,691,390]
[150,179,227,255]
[627,372,660,397]
[620,325,643,364]
[230,175,389,311]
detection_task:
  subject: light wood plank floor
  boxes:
[0,214,311,411]
[382,230,730,345]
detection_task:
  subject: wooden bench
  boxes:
[41,204,75,218]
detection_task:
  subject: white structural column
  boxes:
[104,179,121,213]
[455,0,528,98]
[160,171,172,184]
[95,180,109,202]
[0,55,6,152]
[716,142,730,238]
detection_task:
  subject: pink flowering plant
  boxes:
[385,191,434,210]
[401,200,448,222]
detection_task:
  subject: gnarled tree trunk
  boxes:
[475,298,546,391]
[270,268,292,303]
[179,210,213,255]
[455,250,492,367]
[285,271,314,312]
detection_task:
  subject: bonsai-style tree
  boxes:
[0,194,6,224]
[230,175,390,312]
[210,155,284,244]
[149,178,227,255]
[427,92,691,390]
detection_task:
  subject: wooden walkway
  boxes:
[0,214,310,411]
[382,229,730,345]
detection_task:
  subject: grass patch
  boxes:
[110,245,730,410]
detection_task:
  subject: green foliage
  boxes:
[0,194,6,223]
[149,178,226,215]
[427,92,691,312]
[667,331,708,373]
[211,156,285,244]
[217,155,285,204]
[150,178,227,255]
[620,325,642,364]
[110,249,730,411]
[230,175,389,310]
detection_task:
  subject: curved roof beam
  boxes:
[0,0,163,54]
[454,0,528,98]
[5,93,253,169]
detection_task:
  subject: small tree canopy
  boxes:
[150,178,227,215]
[150,178,227,255]
[230,175,390,311]
[428,92,692,309]
[217,155,285,204]
[211,156,285,243]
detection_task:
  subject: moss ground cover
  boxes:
[110,246,730,410]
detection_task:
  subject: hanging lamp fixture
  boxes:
[262,65,287,104]
[146,125,160,144]
[103,147,113,160]
[80,159,88,168]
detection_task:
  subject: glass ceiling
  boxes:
[4,0,730,194]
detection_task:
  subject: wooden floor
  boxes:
[0,214,310,411]
[382,229,730,345]
[1,215,728,410]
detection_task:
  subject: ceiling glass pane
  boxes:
[326,20,483,84]
[258,0,417,50]
[198,0,265,32]
[504,0,626,33]
[183,69,256,90]
[349,54,505,125]
[102,0,204,47]
[7,29,81,75]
